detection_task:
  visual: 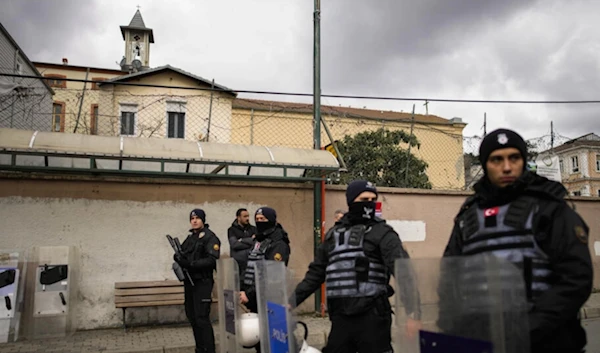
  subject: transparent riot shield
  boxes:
[393,254,530,353]
[0,250,27,343]
[216,258,246,353]
[22,246,79,339]
[255,260,299,353]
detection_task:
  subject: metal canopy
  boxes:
[0,128,339,181]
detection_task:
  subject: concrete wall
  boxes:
[0,174,599,331]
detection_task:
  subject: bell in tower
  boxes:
[119,8,154,72]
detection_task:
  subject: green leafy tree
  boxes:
[334,128,432,188]
[526,140,539,160]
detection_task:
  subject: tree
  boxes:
[526,140,539,161]
[333,128,432,189]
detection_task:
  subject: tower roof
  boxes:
[120,9,154,43]
[128,9,146,28]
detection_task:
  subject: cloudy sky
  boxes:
[2,0,600,143]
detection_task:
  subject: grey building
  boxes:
[0,21,54,131]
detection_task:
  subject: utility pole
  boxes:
[405,104,415,185]
[483,112,487,136]
[206,79,215,142]
[312,0,322,313]
[551,121,554,151]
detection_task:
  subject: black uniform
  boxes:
[242,224,290,312]
[227,220,257,283]
[177,226,221,353]
[241,224,290,353]
[442,172,593,353]
[293,214,419,353]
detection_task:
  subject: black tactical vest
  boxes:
[325,224,388,298]
[243,239,272,288]
[458,197,553,301]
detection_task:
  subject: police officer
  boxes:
[239,207,291,353]
[174,209,221,353]
[442,128,593,353]
[291,180,421,353]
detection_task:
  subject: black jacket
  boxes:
[443,172,593,353]
[180,225,221,281]
[243,224,291,299]
[293,214,419,317]
[227,220,257,266]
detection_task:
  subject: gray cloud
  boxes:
[320,0,538,89]
[1,0,599,140]
[1,0,103,61]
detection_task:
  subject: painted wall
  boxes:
[0,176,598,330]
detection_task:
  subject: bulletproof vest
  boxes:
[325,224,388,298]
[459,197,553,301]
[243,239,272,288]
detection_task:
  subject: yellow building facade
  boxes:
[231,99,467,189]
[30,8,468,190]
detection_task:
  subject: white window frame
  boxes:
[571,155,579,173]
[559,159,564,174]
[573,190,581,196]
[596,154,600,172]
[166,101,187,139]
[119,104,138,136]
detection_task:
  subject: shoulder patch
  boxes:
[575,225,588,244]
[213,243,220,251]
[274,253,283,261]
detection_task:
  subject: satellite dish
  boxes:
[132,58,142,70]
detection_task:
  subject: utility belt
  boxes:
[372,294,392,316]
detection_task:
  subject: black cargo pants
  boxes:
[184,279,215,353]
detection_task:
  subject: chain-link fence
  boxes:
[0,74,576,191]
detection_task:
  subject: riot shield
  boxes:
[393,255,530,353]
[255,260,299,353]
[216,258,247,353]
[0,250,27,343]
[22,246,79,339]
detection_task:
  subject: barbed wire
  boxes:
[1,73,595,191]
[6,72,600,104]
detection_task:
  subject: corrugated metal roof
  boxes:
[0,22,55,95]
[232,98,457,125]
[0,128,339,169]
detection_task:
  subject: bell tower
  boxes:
[119,8,154,72]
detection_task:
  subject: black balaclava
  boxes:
[346,180,378,223]
[255,207,277,241]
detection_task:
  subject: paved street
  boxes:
[584,318,600,353]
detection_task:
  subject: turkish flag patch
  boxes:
[484,207,499,228]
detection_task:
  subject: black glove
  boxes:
[173,253,191,268]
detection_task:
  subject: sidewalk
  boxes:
[1,293,598,353]
[0,315,331,353]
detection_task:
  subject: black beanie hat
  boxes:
[479,129,528,170]
[255,207,277,222]
[190,208,206,223]
[346,180,378,206]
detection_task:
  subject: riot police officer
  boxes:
[174,208,221,353]
[291,180,421,353]
[443,128,593,353]
[239,206,291,352]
